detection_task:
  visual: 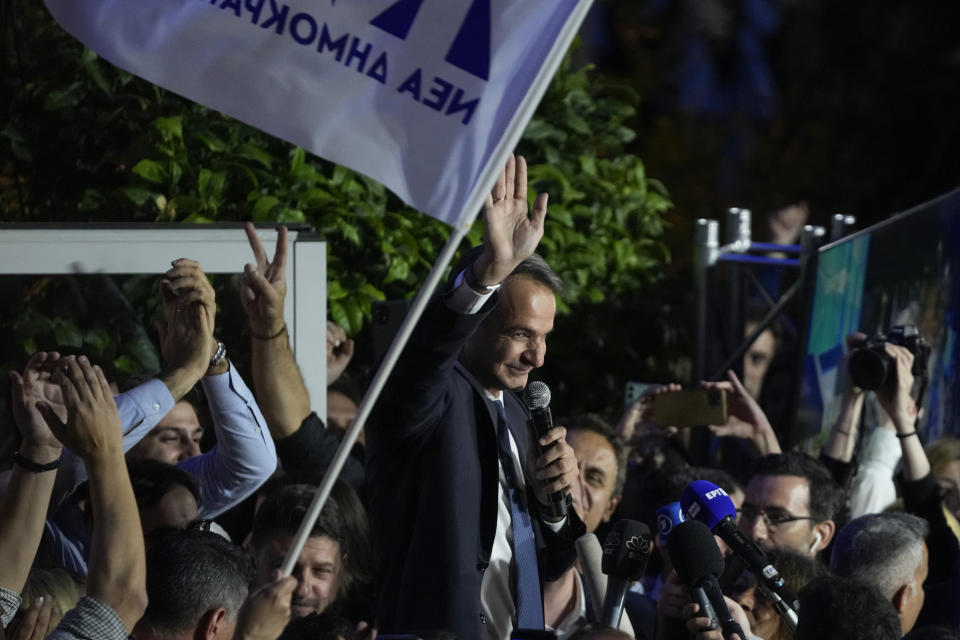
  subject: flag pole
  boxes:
[279,0,596,577]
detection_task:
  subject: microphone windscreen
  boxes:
[600,519,652,579]
[668,520,726,587]
[681,479,737,530]
[576,534,607,622]
[523,380,551,409]
[656,501,686,547]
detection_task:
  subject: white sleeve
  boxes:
[179,362,277,518]
[848,426,901,517]
[445,269,499,314]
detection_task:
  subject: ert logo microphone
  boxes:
[705,488,728,500]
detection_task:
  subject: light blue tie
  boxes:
[495,401,544,630]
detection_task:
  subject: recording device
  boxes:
[576,534,637,636]
[522,381,568,519]
[655,501,686,548]
[653,388,727,427]
[371,299,410,364]
[848,325,930,390]
[576,534,606,623]
[681,480,799,628]
[600,519,652,628]
[624,381,645,408]
[668,520,744,640]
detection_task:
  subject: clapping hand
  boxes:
[10,352,67,462]
[36,356,122,463]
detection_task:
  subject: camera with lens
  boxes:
[848,325,930,390]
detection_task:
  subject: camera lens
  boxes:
[848,347,890,390]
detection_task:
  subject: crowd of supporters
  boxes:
[1,158,958,640]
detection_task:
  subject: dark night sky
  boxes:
[579,0,960,253]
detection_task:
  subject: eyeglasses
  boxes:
[736,505,816,530]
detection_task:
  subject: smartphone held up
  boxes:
[632,387,728,428]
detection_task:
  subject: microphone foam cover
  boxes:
[575,534,607,622]
[681,479,737,530]
[656,501,686,546]
[600,519,652,580]
[668,520,726,587]
[523,380,551,409]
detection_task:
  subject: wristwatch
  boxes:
[462,262,501,295]
[209,340,227,370]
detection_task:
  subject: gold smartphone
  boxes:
[653,388,728,427]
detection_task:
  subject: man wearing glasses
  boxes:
[738,451,843,557]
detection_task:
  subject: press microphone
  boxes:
[668,520,744,640]
[523,381,568,519]
[656,501,687,548]
[599,519,652,628]
[681,479,800,626]
[575,534,606,623]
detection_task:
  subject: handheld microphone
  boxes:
[668,520,744,640]
[523,381,568,519]
[599,519,652,628]
[681,479,800,619]
[576,534,607,623]
[656,501,686,548]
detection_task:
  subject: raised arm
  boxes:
[703,370,781,457]
[231,570,297,640]
[372,155,548,439]
[0,353,64,603]
[614,383,682,441]
[472,154,548,287]
[158,258,217,398]
[822,333,867,463]
[241,224,311,439]
[39,356,147,632]
[876,343,930,481]
[161,258,276,515]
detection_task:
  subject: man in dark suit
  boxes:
[367,155,585,640]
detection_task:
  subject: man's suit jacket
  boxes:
[367,292,584,640]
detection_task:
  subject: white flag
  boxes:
[44,0,594,226]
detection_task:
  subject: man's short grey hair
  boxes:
[140,530,254,638]
[829,512,929,599]
[507,253,563,294]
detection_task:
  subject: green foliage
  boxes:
[1,5,673,409]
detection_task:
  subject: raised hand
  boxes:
[616,383,682,440]
[767,202,808,245]
[242,223,287,337]
[683,598,751,640]
[703,370,781,456]
[160,258,217,333]
[232,570,297,640]
[473,155,548,286]
[326,321,355,385]
[9,595,63,640]
[841,332,868,396]
[9,352,66,461]
[876,343,918,429]
[37,356,122,462]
